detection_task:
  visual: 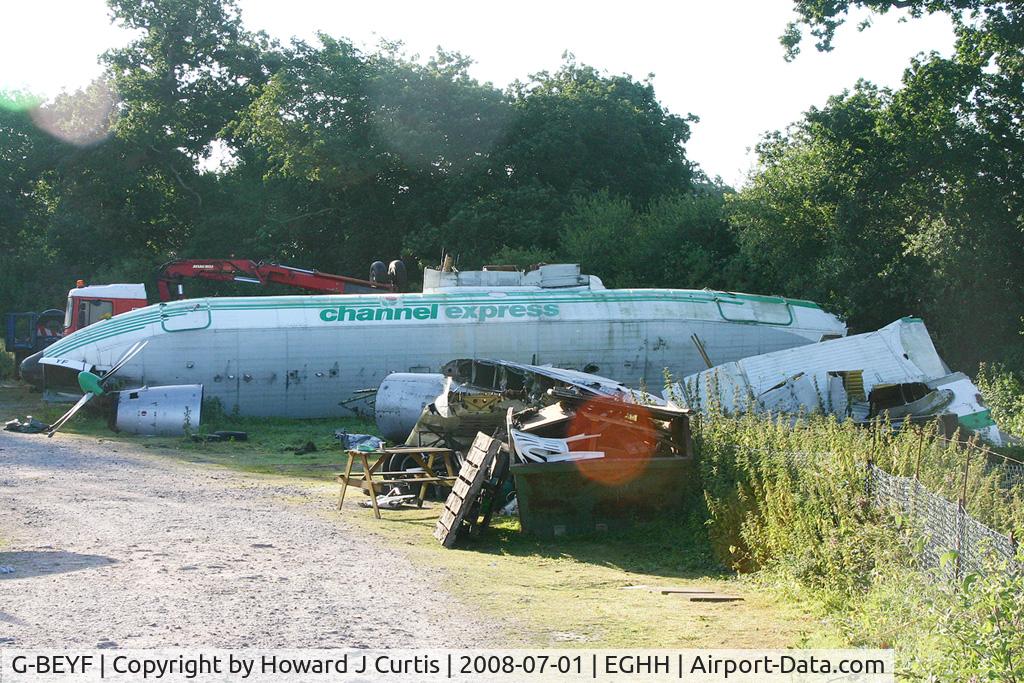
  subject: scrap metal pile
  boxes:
[369,318,1019,545]
[373,359,695,545]
[375,359,692,460]
[669,318,1015,446]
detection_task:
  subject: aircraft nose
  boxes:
[19,349,45,388]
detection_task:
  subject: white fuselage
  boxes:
[39,279,846,418]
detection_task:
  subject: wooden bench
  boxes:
[336,446,458,519]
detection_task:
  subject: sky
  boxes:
[0,0,955,186]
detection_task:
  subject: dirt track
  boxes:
[0,430,489,648]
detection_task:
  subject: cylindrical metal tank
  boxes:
[115,384,204,436]
[375,373,446,441]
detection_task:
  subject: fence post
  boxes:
[955,444,972,582]
[865,456,874,499]
[914,427,924,481]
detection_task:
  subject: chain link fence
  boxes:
[867,464,1021,580]
[759,440,1021,580]
[995,460,1024,488]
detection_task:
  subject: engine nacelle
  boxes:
[115,384,204,436]
[374,373,446,442]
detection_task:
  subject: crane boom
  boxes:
[155,259,397,301]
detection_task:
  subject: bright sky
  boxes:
[0,0,955,186]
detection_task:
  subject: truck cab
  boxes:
[4,309,65,376]
[9,283,148,384]
[63,283,148,334]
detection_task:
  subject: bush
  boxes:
[0,340,13,380]
[977,363,1024,439]
[697,413,904,593]
[931,551,1024,682]
[695,412,1024,680]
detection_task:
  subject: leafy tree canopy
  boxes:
[2,0,1021,377]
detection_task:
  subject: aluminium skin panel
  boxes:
[38,288,846,418]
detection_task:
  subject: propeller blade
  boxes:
[100,340,148,386]
[46,392,95,437]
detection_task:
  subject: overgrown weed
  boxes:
[694,410,1024,680]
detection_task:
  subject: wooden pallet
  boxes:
[434,433,503,548]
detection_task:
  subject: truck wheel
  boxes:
[388,260,408,291]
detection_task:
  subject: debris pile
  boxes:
[376,358,672,452]
[404,361,697,545]
[509,391,692,463]
[671,318,1014,446]
[4,417,50,434]
[354,317,1014,543]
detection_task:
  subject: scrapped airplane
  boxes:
[671,317,1011,445]
[26,264,847,419]
[374,357,669,442]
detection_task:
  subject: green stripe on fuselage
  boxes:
[45,289,825,358]
[958,409,997,430]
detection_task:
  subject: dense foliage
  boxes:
[0,0,1021,378]
[0,0,702,313]
[696,412,1024,679]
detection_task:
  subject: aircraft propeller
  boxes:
[46,341,148,437]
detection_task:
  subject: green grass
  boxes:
[339,503,833,648]
[0,384,835,649]
[0,384,375,478]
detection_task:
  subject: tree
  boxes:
[104,0,274,158]
[562,185,737,291]
[0,99,67,310]
[765,0,1024,370]
[234,37,513,275]
[409,57,699,269]
[781,0,1007,59]
[731,64,1023,368]
[500,58,696,206]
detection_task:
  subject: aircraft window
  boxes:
[749,301,792,324]
[717,298,793,325]
[12,315,31,344]
[473,364,498,388]
[504,369,526,391]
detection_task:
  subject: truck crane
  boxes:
[4,258,404,377]
[154,258,402,301]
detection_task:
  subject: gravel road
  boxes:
[0,430,491,648]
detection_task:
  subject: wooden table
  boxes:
[336,446,458,519]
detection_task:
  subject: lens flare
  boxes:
[0,91,43,112]
[28,80,116,147]
[567,398,658,486]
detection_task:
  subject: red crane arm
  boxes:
[155,259,394,301]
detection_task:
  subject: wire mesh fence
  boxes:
[996,460,1024,487]
[778,443,1022,580]
[732,422,1023,581]
[867,463,1021,580]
